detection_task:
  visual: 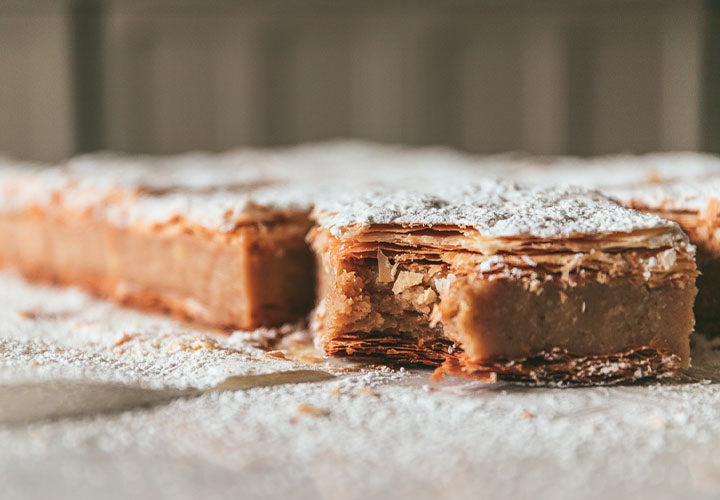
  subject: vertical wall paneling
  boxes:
[149,17,220,153]
[566,6,664,155]
[392,12,439,146]
[659,2,704,151]
[72,0,105,154]
[349,17,407,144]
[103,6,153,153]
[283,25,353,143]
[521,10,567,155]
[703,0,720,153]
[0,3,74,161]
[591,13,662,154]
[459,23,524,153]
[0,0,714,160]
[103,4,270,153]
[565,19,596,156]
[215,15,267,148]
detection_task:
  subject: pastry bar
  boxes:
[0,153,320,329]
[611,176,720,335]
[309,181,697,384]
[513,152,720,334]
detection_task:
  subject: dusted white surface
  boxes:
[0,271,719,500]
[610,177,720,212]
[516,152,720,188]
[313,180,683,242]
[4,145,718,233]
[0,141,517,230]
[512,152,720,213]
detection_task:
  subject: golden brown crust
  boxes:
[443,348,681,386]
[638,207,720,255]
[628,206,720,334]
[310,225,696,291]
[322,333,680,386]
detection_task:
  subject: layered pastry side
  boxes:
[512,152,720,336]
[309,181,698,385]
[610,176,720,335]
[0,155,320,329]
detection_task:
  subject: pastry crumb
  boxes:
[296,403,330,417]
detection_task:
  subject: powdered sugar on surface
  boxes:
[513,152,720,213]
[88,141,519,231]
[0,271,311,389]
[103,182,322,230]
[0,141,521,230]
[1,272,720,499]
[7,146,686,240]
[516,152,720,188]
[3,145,720,229]
[313,180,682,241]
[609,177,720,212]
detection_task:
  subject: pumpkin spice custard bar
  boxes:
[0,152,323,329]
[611,175,720,335]
[514,152,720,335]
[309,181,698,384]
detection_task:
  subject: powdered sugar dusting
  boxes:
[513,151,720,213]
[0,272,719,498]
[103,183,321,230]
[313,180,682,241]
[0,270,312,389]
[609,177,720,212]
[517,151,720,188]
[0,141,521,230]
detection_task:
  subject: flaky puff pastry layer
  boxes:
[314,222,696,289]
[310,222,697,385]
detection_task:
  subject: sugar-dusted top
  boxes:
[516,152,720,189]
[0,141,522,230]
[0,142,382,220]
[10,143,711,232]
[313,179,684,241]
[104,181,326,230]
[64,140,517,196]
[609,176,720,212]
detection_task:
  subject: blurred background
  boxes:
[1,0,719,162]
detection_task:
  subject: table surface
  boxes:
[0,271,719,500]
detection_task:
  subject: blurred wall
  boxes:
[0,0,717,162]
